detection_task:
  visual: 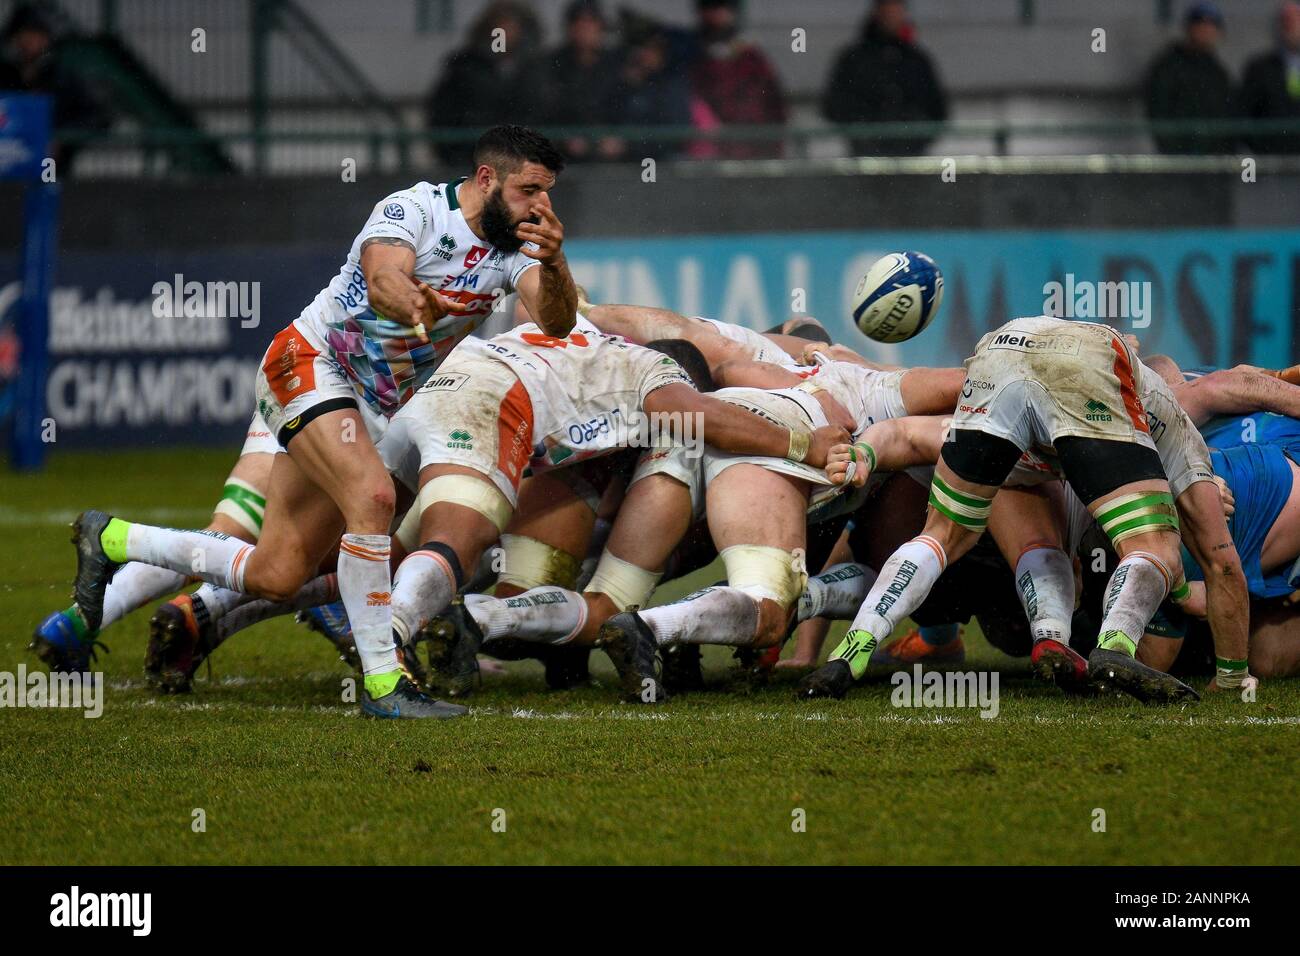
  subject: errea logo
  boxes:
[1084,399,1113,422]
[447,429,473,449]
[50,886,151,936]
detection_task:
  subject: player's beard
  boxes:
[481,185,531,253]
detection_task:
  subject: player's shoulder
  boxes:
[377,181,458,219]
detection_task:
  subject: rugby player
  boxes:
[800,316,1202,703]
[430,353,963,701]
[62,125,580,718]
[375,314,849,695]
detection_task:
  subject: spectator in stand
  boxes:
[615,11,694,161]
[1240,1,1300,154]
[689,0,786,159]
[0,3,110,172]
[541,0,626,162]
[425,2,544,166]
[822,0,947,157]
[1145,2,1236,154]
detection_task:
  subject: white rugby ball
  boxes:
[851,251,944,343]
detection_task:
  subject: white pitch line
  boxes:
[0,506,213,528]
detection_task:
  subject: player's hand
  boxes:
[801,343,832,366]
[1123,333,1142,354]
[1214,474,1235,517]
[516,192,565,264]
[1206,673,1259,698]
[405,278,473,338]
[826,442,870,488]
[805,425,850,469]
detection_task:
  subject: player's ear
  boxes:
[474,164,495,192]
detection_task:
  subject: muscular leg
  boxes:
[637,466,809,650]
[390,464,503,644]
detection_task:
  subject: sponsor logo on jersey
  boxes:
[464,245,488,268]
[417,371,469,393]
[1084,399,1113,422]
[366,591,391,606]
[431,232,458,262]
[961,378,995,398]
[987,331,1080,356]
[446,428,473,449]
[383,202,405,220]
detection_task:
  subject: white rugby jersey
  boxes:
[297,179,538,416]
[447,316,693,472]
[792,360,908,439]
[697,317,799,368]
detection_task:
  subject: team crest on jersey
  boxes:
[383,202,405,220]
[464,245,488,268]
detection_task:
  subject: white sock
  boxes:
[1097,551,1171,654]
[390,547,457,646]
[100,563,186,629]
[124,525,254,591]
[192,582,251,619]
[466,588,587,644]
[1014,547,1075,645]
[843,536,947,650]
[337,534,398,677]
[640,586,759,646]
[214,574,340,645]
[798,562,878,622]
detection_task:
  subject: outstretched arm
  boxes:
[1176,479,1254,694]
[1174,365,1300,427]
[643,382,848,468]
[826,415,949,487]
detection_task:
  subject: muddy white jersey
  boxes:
[795,360,909,440]
[296,178,538,416]
[443,316,692,472]
[697,317,798,368]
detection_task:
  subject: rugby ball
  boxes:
[851,251,944,343]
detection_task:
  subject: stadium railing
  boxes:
[53,118,1300,179]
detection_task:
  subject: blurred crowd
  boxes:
[426,0,946,162]
[5,0,1300,171]
[1146,1,1300,154]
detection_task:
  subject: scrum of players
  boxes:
[32,125,1300,717]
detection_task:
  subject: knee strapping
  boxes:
[498,534,582,591]
[395,475,513,551]
[1097,491,1180,546]
[584,551,662,612]
[719,544,807,608]
[928,474,994,533]
[213,478,266,539]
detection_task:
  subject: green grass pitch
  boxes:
[1,448,1298,865]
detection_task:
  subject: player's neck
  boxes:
[455,180,488,242]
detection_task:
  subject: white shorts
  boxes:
[954,320,1157,456]
[1140,374,1215,500]
[702,386,846,510]
[383,354,533,507]
[254,319,386,450]
[630,444,706,521]
[239,410,281,458]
